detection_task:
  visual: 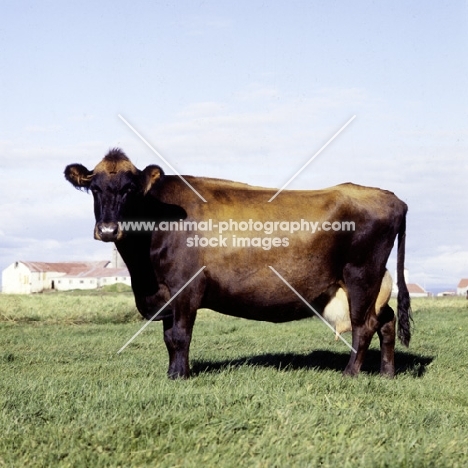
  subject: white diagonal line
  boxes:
[268,115,356,202]
[269,266,357,353]
[117,266,206,354]
[118,114,207,203]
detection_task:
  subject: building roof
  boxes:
[457,278,468,288]
[407,283,427,294]
[17,261,125,277]
[64,267,129,279]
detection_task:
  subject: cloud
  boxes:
[409,246,468,289]
[24,125,62,133]
[234,84,281,101]
[0,167,96,241]
[148,86,368,186]
[0,139,107,168]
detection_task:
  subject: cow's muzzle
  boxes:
[94,222,122,242]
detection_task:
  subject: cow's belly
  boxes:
[200,277,328,323]
[202,297,315,322]
[151,238,338,322]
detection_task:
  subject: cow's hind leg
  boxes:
[376,304,396,377]
[342,268,382,377]
[344,314,378,377]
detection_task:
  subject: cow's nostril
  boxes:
[99,223,117,233]
[97,222,119,241]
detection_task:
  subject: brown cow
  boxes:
[65,148,411,379]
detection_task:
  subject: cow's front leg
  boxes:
[162,306,197,379]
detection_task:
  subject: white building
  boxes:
[391,269,429,298]
[457,279,468,296]
[2,260,131,294]
[406,283,429,298]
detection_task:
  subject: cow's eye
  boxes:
[90,187,102,194]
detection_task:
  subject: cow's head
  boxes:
[64,148,163,242]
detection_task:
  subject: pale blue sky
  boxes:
[1,1,467,290]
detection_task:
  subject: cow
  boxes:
[65,148,411,379]
[322,270,393,340]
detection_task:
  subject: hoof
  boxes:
[342,366,359,377]
[168,367,190,380]
[380,369,395,379]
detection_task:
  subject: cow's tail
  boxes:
[397,211,412,347]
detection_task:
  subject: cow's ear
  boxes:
[64,164,93,189]
[141,165,164,195]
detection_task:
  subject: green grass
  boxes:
[1,294,468,467]
[0,288,139,324]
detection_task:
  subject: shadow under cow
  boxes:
[192,349,434,378]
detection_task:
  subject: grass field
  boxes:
[1,290,468,467]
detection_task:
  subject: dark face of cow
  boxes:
[64,148,163,242]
